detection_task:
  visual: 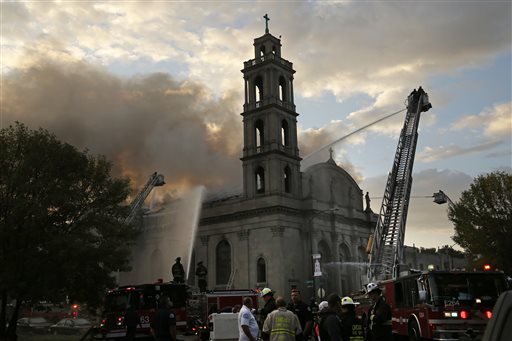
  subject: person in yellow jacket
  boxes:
[262,297,302,341]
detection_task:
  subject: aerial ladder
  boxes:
[124,172,165,225]
[367,87,432,281]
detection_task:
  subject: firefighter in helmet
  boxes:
[365,283,392,341]
[172,257,185,283]
[340,297,363,341]
[259,287,277,324]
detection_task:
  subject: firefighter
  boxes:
[262,297,302,341]
[172,257,185,283]
[287,289,313,341]
[196,261,208,292]
[365,283,392,341]
[150,296,177,341]
[259,287,277,324]
[340,297,363,341]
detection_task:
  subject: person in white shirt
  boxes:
[239,297,259,341]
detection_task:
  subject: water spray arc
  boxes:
[301,108,407,169]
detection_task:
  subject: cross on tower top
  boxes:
[329,147,334,159]
[263,14,270,33]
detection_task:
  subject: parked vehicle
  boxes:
[49,318,92,335]
[17,317,52,334]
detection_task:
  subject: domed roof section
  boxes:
[302,156,364,211]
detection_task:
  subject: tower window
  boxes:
[257,257,266,283]
[216,240,231,285]
[256,167,265,193]
[255,76,264,102]
[260,46,266,57]
[278,76,287,102]
[255,119,264,151]
[281,119,289,146]
[284,166,291,193]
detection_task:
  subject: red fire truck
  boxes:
[93,282,190,339]
[355,268,509,341]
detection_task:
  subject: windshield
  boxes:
[430,273,507,307]
[105,291,131,311]
[105,284,188,312]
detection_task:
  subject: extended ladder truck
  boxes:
[360,88,508,341]
[367,87,432,281]
[124,172,165,225]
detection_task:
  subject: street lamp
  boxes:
[308,207,339,303]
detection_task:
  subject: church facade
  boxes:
[125,25,467,300]
[191,28,377,299]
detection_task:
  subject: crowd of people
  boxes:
[168,258,391,341]
[238,284,392,341]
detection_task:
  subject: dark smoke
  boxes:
[2,58,243,200]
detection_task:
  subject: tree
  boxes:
[449,171,512,273]
[0,122,139,340]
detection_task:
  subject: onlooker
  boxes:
[150,296,177,341]
[239,297,259,341]
[287,289,313,340]
[262,296,302,341]
[318,294,343,341]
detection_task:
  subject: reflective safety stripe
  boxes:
[271,328,296,336]
[382,321,392,326]
[349,337,364,341]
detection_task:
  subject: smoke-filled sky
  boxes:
[2,2,511,249]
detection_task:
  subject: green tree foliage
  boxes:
[0,123,139,339]
[449,171,512,273]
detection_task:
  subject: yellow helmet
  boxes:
[341,296,357,306]
[260,287,273,297]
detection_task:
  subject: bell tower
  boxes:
[240,16,301,198]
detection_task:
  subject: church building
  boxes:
[191,24,377,299]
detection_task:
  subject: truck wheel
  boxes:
[409,321,421,341]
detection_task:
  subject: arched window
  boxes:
[216,240,231,285]
[281,119,289,146]
[256,167,265,193]
[257,258,266,283]
[358,246,366,263]
[318,240,332,263]
[278,76,287,101]
[284,166,291,193]
[339,244,351,263]
[260,46,266,57]
[255,119,264,151]
[255,76,264,102]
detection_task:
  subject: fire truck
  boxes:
[357,88,509,340]
[93,282,190,339]
[355,268,509,341]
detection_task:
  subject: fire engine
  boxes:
[355,268,508,341]
[93,282,190,339]
[357,88,509,340]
